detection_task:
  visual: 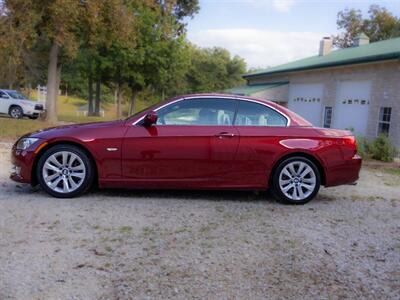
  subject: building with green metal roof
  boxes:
[228,34,400,147]
[244,36,400,78]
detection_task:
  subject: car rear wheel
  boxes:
[272,156,320,204]
[9,106,23,119]
[37,145,95,198]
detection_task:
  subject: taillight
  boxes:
[343,135,357,156]
[344,136,357,147]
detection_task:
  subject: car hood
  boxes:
[28,120,126,139]
[17,99,38,106]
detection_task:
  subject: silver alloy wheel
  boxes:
[42,151,86,193]
[278,161,316,201]
[10,107,22,118]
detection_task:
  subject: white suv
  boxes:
[0,89,45,119]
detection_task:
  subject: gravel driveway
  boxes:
[0,142,399,299]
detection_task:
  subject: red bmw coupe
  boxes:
[10,94,361,204]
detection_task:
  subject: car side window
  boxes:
[156,98,237,126]
[235,101,287,127]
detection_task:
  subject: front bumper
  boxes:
[24,109,45,118]
[10,148,36,184]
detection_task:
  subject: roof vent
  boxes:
[354,33,370,46]
[319,37,332,56]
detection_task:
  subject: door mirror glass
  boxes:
[143,111,158,127]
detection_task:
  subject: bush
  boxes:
[369,134,397,162]
[356,135,369,160]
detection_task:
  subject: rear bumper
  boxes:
[325,154,362,187]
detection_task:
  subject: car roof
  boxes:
[0,89,17,93]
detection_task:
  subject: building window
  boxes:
[377,107,391,135]
[323,106,333,128]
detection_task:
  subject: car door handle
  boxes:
[215,132,235,138]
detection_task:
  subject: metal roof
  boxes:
[244,37,400,79]
[225,82,289,96]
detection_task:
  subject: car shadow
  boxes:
[90,188,274,203]
[87,188,338,205]
[15,182,335,204]
[11,181,272,202]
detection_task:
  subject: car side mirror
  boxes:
[143,111,158,127]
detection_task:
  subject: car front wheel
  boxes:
[37,145,95,198]
[272,156,320,204]
[9,106,23,119]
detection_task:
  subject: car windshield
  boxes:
[7,91,27,99]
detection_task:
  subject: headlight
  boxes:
[16,138,39,150]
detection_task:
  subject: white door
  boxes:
[288,83,323,126]
[0,91,11,114]
[333,81,371,135]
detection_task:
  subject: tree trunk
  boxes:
[27,83,32,99]
[94,79,101,116]
[129,90,138,115]
[56,65,62,94]
[45,42,60,123]
[116,84,123,119]
[161,89,165,101]
[88,63,94,116]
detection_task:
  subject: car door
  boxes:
[0,90,10,114]
[122,97,240,188]
[233,100,289,187]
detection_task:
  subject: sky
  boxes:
[186,0,400,69]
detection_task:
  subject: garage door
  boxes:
[333,81,371,135]
[288,83,323,126]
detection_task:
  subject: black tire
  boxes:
[9,106,23,119]
[28,116,38,120]
[36,144,95,198]
[271,156,320,205]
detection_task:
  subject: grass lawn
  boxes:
[382,167,400,176]
[0,94,119,141]
[363,160,400,182]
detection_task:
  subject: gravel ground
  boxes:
[0,142,399,300]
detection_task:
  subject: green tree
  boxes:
[82,1,137,116]
[102,0,199,118]
[2,0,249,121]
[185,45,246,93]
[1,0,136,122]
[333,5,400,48]
[0,1,41,89]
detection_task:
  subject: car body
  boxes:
[10,94,362,204]
[0,89,44,119]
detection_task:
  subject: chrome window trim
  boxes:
[131,95,291,127]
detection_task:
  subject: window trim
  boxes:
[132,96,290,127]
[376,106,392,136]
